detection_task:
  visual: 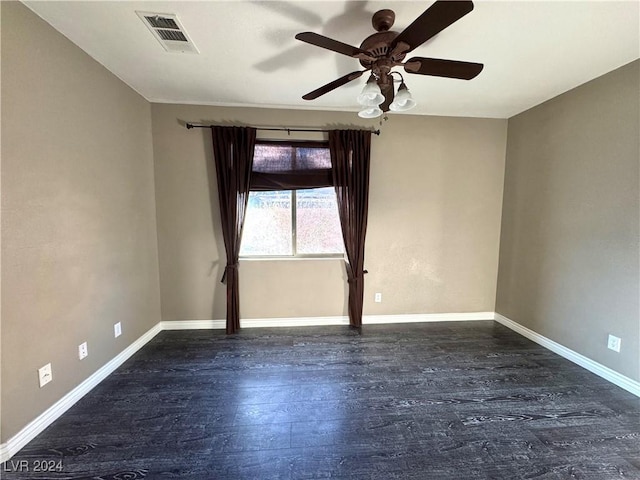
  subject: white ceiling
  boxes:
[23,1,639,119]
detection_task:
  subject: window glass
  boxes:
[240,188,344,257]
[240,191,293,256]
[296,187,344,255]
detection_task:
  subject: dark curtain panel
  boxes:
[210,126,257,334]
[329,130,372,330]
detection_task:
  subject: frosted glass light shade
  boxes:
[358,106,383,118]
[357,76,385,107]
[389,83,417,112]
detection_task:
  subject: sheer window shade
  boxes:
[250,141,333,191]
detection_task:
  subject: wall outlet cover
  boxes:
[607,334,621,352]
[38,363,52,387]
[78,342,88,360]
[374,293,382,303]
[114,322,122,338]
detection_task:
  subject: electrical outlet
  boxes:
[78,342,88,360]
[607,334,621,352]
[38,363,52,387]
[114,322,122,338]
[374,292,382,303]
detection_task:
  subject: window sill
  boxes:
[239,255,344,262]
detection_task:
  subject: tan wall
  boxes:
[496,60,640,381]
[1,3,161,441]
[151,104,507,322]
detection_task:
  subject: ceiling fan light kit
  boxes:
[389,82,417,112]
[295,0,483,118]
[358,76,416,117]
[357,75,386,108]
[358,106,385,119]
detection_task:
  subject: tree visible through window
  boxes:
[239,142,344,257]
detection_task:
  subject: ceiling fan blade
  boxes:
[302,70,367,100]
[391,1,474,54]
[404,57,483,79]
[295,32,372,59]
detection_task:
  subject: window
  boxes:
[240,142,344,257]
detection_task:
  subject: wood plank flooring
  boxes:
[3,321,639,479]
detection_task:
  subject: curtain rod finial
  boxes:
[186,123,194,129]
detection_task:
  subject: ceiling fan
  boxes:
[295,0,483,117]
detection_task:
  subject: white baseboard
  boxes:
[494,313,640,397]
[161,317,350,329]
[160,319,226,330]
[0,323,162,464]
[242,316,350,328]
[161,312,492,330]
[365,312,494,324]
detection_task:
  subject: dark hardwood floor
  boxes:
[3,321,639,479]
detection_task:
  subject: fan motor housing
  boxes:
[358,31,406,67]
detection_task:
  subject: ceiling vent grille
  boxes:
[157,29,187,42]
[136,11,198,54]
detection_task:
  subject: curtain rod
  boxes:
[185,123,380,136]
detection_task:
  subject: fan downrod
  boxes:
[359,10,405,68]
